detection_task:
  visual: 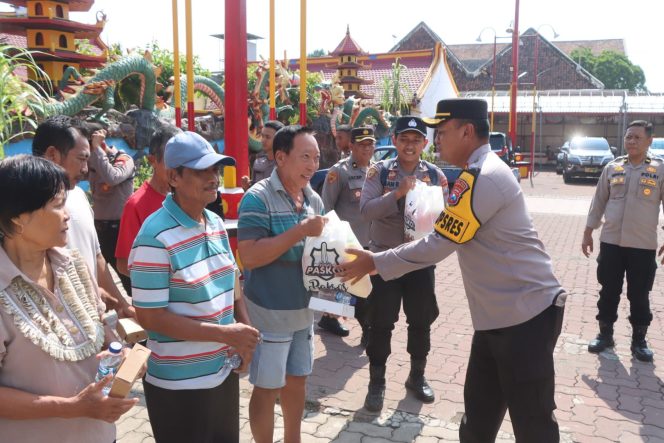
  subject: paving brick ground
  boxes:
[117,172,664,442]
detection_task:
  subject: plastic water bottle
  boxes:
[223,333,263,371]
[224,354,243,370]
[335,292,355,306]
[96,341,123,396]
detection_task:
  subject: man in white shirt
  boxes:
[32,116,133,317]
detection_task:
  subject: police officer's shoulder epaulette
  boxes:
[646,155,664,165]
[611,155,628,165]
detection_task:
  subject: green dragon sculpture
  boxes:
[44,54,156,121]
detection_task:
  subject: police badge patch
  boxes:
[367,167,378,179]
[448,178,470,207]
[327,171,338,183]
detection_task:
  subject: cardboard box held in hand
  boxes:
[108,344,151,398]
[116,318,148,344]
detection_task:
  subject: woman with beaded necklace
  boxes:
[0,155,137,443]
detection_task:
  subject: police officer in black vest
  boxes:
[359,117,447,411]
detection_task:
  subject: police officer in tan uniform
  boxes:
[359,117,448,411]
[87,128,135,293]
[340,99,565,441]
[583,120,664,362]
[321,126,376,341]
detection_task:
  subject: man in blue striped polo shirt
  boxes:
[130,131,260,443]
[238,125,327,443]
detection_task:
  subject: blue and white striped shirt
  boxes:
[238,169,324,332]
[129,194,236,390]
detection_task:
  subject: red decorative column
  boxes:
[508,0,520,149]
[224,0,249,180]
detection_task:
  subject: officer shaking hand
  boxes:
[339,98,565,442]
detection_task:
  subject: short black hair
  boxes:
[627,120,654,138]
[456,118,490,139]
[149,124,181,162]
[337,124,351,134]
[263,120,285,133]
[0,155,69,238]
[32,115,86,157]
[272,125,316,155]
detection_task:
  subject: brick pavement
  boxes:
[118,172,664,442]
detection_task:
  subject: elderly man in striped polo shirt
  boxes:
[130,131,261,443]
[238,125,327,443]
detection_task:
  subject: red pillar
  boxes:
[508,0,520,149]
[224,0,249,180]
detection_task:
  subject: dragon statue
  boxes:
[44,54,157,122]
[39,52,391,157]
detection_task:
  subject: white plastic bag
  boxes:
[404,181,445,242]
[302,211,372,298]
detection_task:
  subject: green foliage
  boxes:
[308,48,327,57]
[286,71,322,124]
[75,39,97,56]
[133,156,153,190]
[0,45,50,155]
[571,48,647,92]
[247,66,257,94]
[107,41,214,111]
[380,58,412,116]
[420,144,437,163]
[147,41,211,88]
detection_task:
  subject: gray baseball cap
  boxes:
[164,131,236,169]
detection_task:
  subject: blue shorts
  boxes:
[249,325,314,389]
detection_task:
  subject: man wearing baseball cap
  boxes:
[130,131,260,442]
[358,116,448,411]
[340,99,565,441]
[320,126,377,342]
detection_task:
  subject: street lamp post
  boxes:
[529,25,559,179]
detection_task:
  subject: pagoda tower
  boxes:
[331,25,372,99]
[0,0,107,85]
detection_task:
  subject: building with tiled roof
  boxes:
[288,26,457,120]
[0,0,107,84]
[390,22,663,155]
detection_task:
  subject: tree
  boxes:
[380,58,412,116]
[0,45,48,155]
[308,48,327,58]
[147,41,211,87]
[571,48,647,92]
[111,41,213,111]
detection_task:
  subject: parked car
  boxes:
[489,132,514,165]
[649,137,664,158]
[555,141,569,174]
[560,136,614,183]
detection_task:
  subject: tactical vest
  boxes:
[379,159,440,188]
